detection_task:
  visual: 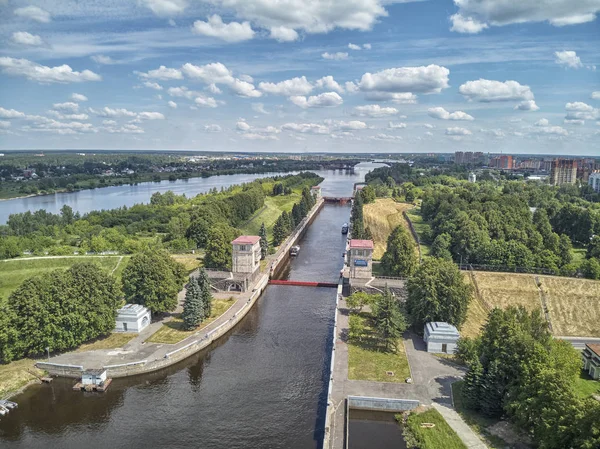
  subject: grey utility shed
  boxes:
[423,322,460,354]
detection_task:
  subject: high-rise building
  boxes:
[589,171,600,192]
[489,155,514,169]
[550,159,577,185]
[454,151,484,165]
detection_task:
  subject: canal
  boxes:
[0,165,389,448]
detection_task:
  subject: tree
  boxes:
[558,234,573,266]
[587,235,600,259]
[381,225,418,276]
[259,222,268,260]
[372,287,407,352]
[272,214,287,246]
[3,263,121,361]
[361,185,376,204]
[182,277,204,330]
[462,356,483,410]
[431,233,452,260]
[346,291,377,313]
[122,248,187,314]
[406,257,473,330]
[204,228,232,271]
[349,315,367,343]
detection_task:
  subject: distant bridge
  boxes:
[269,279,338,288]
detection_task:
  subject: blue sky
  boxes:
[0,0,599,155]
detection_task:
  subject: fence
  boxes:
[402,211,422,264]
[459,263,561,276]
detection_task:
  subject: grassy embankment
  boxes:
[347,312,411,382]
[461,271,600,338]
[402,408,468,449]
[363,198,415,260]
[240,191,301,246]
[145,297,236,344]
[0,256,130,303]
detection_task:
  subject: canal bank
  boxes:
[38,198,325,379]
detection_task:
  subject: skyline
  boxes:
[0,0,599,155]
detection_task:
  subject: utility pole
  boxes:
[46,347,50,362]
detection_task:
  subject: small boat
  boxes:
[0,406,8,416]
[341,223,349,234]
[0,400,17,409]
[290,245,300,256]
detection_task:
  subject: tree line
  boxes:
[272,186,318,246]
[458,306,600,449]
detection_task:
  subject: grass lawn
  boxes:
[541,276,600,337]
[76,333,137,352]
[573,371,600,398]
[0,358,44,399]
[347,313,411,382]
[0,256,127,303]
[363,198,414,260]
[145,297,236,344]
[452,381,508,449]
[241,193,301,246]
[171,253,203,272]
[404,207,432,257]
[404,408,467,449]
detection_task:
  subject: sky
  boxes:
[0,0,599,155]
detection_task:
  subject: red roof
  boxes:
[231,235,261,245]
[587,344,600,357]
[350,239,374,249]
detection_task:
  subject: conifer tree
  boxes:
[182,277,203,330]
[373,287,407,352]
[462,357,483,410]
[259,222,268,260]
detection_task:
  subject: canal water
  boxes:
[0,162,383,224]
[348,410,407,449]
[0,165,387,448]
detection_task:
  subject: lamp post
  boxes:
[46,347,50,362]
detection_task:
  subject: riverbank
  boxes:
[34,198,325,380]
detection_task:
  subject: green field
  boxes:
[404,408,467,449]
[574,371,600,398]
[0,256,129,303]
[240,193,302,245]
[347,313,411,382]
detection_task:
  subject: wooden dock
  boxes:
[72,378,112,392]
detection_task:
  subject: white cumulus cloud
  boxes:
[139,65,183,80]
[71,93,88,102]
[554,50,583,69]
[138,112,165,120]
[53,102,79,112]
[168,101,177,109]
[359,65,450,94]
[322,52,348,60]
[192,15,255,42]
[428,107,474,121]
[259,76,313,96]
[459,79,534,102]
[445,127,472,136]
[364,92,417,104]
[141,0,187,17]
[348,43,361,50]
[204,124,222,132]
[11,31,44,46]
[450,14,488,33]
[352,104,399,117]
[388,122,407,129]
[269,26,299,42]
[91,55,117,65]
[14,6,51,23]
[535,118,549,126]
[592,91,600,100]
[514,100,540,111]
[90,107,137,118]
[315,76,345,94]
[282,122,330,134]
[143,81,163,90]
[0,107,26,119]
[451,0,600,31]
[289,92,343,108]
[0,57,101,84]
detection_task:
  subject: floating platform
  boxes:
[72,378,112,392]
[41,377,53,383]
[0,401,17,417]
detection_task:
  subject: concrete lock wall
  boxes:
[36,362,83,378]
[348,396,420,413]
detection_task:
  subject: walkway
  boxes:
[327,297,487,449]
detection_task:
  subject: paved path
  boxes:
[556,336,600,349]
[328,297,487,449]
[433,403,488,449]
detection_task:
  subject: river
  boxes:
[0,163,380,224]
[0,163,385,448]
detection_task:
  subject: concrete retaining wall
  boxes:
[36,362,83,378]
[322,279,343,449]
[348,396,419,412]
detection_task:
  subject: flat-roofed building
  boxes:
[589,171,600,192]
[424,322,460,354]
[231,235,261,276]
[550,159,577,185]
[582,344,600,380]
[115,304,151,333]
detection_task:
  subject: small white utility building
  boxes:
[82,369,107,386]
[115,304,151,333]
[424,322,460,354]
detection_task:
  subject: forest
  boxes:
[365,164,600,279]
